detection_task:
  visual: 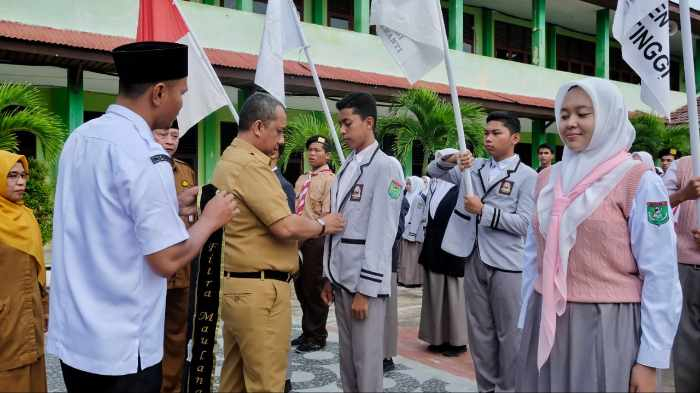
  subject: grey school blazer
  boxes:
[323,145,405,297]
[427,155,537,271]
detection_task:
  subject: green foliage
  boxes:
[279,112,349,171]
[630,112,689,158]
[0,82,67,162]
[23,158,54,244]
[377,88,485,173]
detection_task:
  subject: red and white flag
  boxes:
[137,0,238,135]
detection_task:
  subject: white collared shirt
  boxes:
[337,140,378,198]
[47,105,189,375]
[485,154,520,185]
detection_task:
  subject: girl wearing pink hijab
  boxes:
[516,78,682,392]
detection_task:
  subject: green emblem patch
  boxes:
[647,202,670,226]
[388,180,402,200]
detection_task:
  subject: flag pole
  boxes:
[287,0,345,163]
[437,0,473,195]
[679,0,700,226]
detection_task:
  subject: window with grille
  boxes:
[328,0,353,30]
[556,35,595,76]
[494,21,532,64]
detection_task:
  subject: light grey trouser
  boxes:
[464,256,522,393]
[383,273,399,359]
[334,288,387,392]
[673,263,700,393]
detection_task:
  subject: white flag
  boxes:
[255,0,305,106]
[370,0,444,84]
[613,0,671,116]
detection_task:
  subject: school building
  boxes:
[1,0,698,182]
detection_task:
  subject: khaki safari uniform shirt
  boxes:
[293,164,334,221]
[0,242,47,371]
[212,138,298,273]
[168,159,197,289]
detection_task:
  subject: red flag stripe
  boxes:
[137,0,189,42]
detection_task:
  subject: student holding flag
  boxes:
[516,78,681,392]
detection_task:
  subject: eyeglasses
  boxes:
[7,172,28,181]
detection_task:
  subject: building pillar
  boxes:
[66,67,84,134]
[596,9,610,79]
[198,115,221,184]
[237,87,253,111]
[201,0,217,5]
[312,0,327,26]
[448,0,464,51]
[546,23,557,69]
[532,0,546,67]
[482,9,495,57]
[531,119,546,168]
[353,0,369,33]
[235,0,253,11]
[302,0,313,22]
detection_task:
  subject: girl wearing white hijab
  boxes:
[632,151,664,175]
[516,78,682,392]
[398,176,427,287]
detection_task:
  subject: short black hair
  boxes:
[238,92,284,132]
[486,111,521,133]
[537,143,554,154]
[658,147,678,159]
[118,81,155,99]
[335,93,377,130]
[305,135,330,152]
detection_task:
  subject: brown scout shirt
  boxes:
[0,242,46,371]
[293,164,334,221]
[211,138,298,274]
[168,159,197,289]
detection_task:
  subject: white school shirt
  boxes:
[518,171,682,369]
[47,105,190,375]
[484,154,520,186]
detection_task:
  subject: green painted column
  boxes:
[695,38,700,93]
[201,0,216,5]
[312,0,327,26]
[303,0,313,22]
[531,119,546,168]
[596,9,610,79]
[448,0,464,51]
[66,67,84,134]
[482,9,494,57]
[237,88,253,111]
[546,23,557,69]
[235,0,253,11]
[353,0,369,33]
[198,115,221,184]
[532,0,546,67]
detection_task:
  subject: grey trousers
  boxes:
[673,263,700,393]
[334,287,387,393]
[464,256,522,393]
[383,273,398,359]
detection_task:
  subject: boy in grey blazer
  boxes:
[428,112,537,393]
[321,93,404,392]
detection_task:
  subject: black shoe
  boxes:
[442,345,467,357]
[290,334,305,346]
[383,358,395,373]
[284,379,292,393]
[427,343,448,353]
[295,341,324,353]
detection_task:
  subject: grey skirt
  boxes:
[398,240,423,287]
[517,292,644,392]
[384,272,399,358]
[418,270,468,346]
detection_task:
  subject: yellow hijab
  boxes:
[0,150,46,288]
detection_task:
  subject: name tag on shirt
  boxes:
[498,180,514,196]
[350,184,364,201]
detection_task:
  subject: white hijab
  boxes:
[632,151,656,170]
[405,176,425,205]
[537,78,638,275]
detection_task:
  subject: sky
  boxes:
[691,0,700,10]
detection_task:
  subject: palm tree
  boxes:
[377,88,485,173]
[630,111,690,157]
[0,82,67,162]
[279,112,349,171]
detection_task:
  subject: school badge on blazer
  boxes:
[350,184,364,201]
[498,180,514,196]
[647,201,670,226]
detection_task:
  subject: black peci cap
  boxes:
[113,41,188,84]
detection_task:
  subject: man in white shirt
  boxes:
[47,42,237,393]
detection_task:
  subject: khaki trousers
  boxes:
[161,287,189,393]
[220,277,291,393]
[0,356,47,393]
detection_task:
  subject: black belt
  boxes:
[224,270,294,282]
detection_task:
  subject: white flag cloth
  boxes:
[613,0,671,117]
[370,0,444,85]
[255,0,305,106]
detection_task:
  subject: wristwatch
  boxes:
[316,218,326,236]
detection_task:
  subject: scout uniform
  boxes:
[161,158,196,393]
[0,152,48,393]
[47,42,190,392]
[293,154,334,348]
[212,138,297,393]
[323,141,404,392]
[428,149,537,392]
[517,78,681,392]
[663,156,700,392]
